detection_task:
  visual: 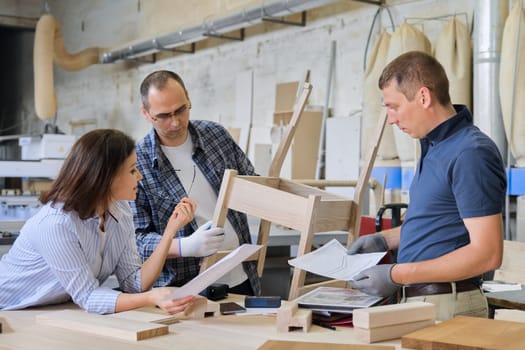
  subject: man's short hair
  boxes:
[140,70,188,110]
[378,51,451,106]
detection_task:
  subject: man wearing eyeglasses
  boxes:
[131,70,260,296]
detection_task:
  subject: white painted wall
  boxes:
[24,0,475,170]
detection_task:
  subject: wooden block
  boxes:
[257,339,395,350]
[183,295,209,319]
[353,301,435,328]
[36,309,168,341]
[276,302,312,332]
[356,318,435,343]
[401,316,525,349]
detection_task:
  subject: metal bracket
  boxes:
[124,54,156,64]
[204,28,245,41]
[153,39,196,54]
[262,11,306,27]
[355,0,384,5]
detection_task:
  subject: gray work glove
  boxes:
[348,264,401,298]
[347,233,388,255]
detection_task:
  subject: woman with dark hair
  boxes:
[0,129,196,314]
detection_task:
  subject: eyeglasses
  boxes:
[149,103,191,122]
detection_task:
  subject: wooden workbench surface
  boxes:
[0,297,403,350]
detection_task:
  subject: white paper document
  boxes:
[167,244,262,299]
[482,281,523,293]
[288,239,386,281]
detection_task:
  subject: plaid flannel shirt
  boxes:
[131,120,261,294]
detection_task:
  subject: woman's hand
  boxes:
[165,197,196,236]
[149,288,195,314]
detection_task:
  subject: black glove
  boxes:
[347,233,388,254]
[349,264,401,298]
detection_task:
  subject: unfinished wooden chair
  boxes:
[200,83,387,301]
[287,111,387,299]
[199,82,313,276]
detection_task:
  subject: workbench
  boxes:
[486,288,525,317]
[0,296,402,350]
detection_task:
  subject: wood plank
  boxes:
[36,309,168,341]
[291,110,323,179]
[109,310,179,325]
[401,316,525,350]
[352,301,435,329]
[258,340,395,350]
[355,319,434,343]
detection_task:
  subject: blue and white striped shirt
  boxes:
[0,201,142,314]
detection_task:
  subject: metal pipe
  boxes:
[100,0,381,63]
[474,0,510,240]
[316,40,336,180]
[473,0,508,157]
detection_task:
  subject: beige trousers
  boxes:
[400,283,488,322]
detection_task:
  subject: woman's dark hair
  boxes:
[40,129,135,219]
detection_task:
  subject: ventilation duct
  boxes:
[100,0,381,64]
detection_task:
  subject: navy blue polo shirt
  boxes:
[397,105,506,263]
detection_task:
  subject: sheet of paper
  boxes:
[167,244,262,299]
[288,239,386,281]
[483,281,523,293]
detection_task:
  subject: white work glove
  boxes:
[178,221,225,257]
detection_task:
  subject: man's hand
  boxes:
[347,233,388,254]
[349,264,400,297]
[179,221,225,257]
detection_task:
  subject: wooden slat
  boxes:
[36,310,168,341]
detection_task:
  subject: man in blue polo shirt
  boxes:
[347,51,506,321]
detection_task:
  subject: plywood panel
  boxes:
[401,316,525,350]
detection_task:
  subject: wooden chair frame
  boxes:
[201,82,387,300]
[199,82,313,275]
